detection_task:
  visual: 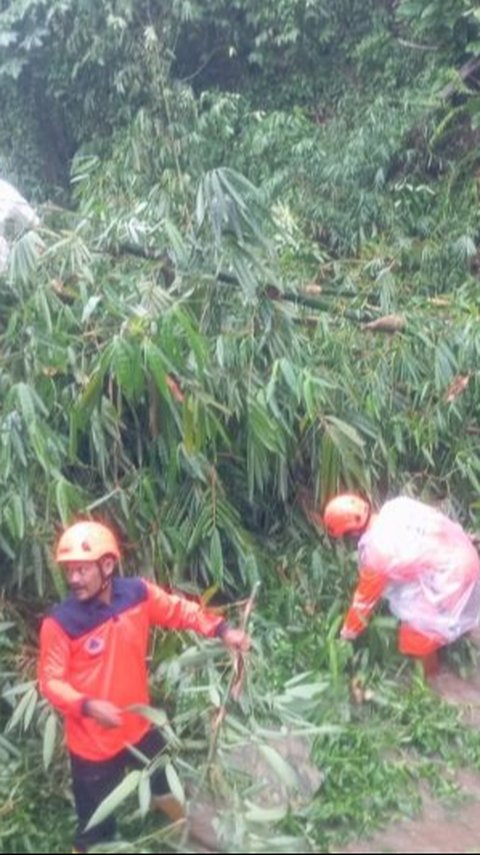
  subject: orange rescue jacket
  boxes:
[38,577,224,761]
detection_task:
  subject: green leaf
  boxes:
[75,369,105,424]
[138,772,152,817]
[55,478,71,523]
[257,744,299,790]
[15,383,37,424]
[81,295,102,323]
[126,704,168,729]
[8,232,44,283]
[43,711,57,770]
[112,336,144,401]
[11,493,25,539]
[244,801,287,823]
[209,528,224,582]
[165,762,185,805]
[86,770,141,830]
[144,341,169,399]
[6,685,37,733]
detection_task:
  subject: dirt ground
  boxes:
[188,660,480,854]
[336,669,480,854]
[337,768,480,854]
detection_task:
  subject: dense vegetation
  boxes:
[1,1,480,852]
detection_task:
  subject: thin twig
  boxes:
[207,581,260,764]
[178,582,259,849]
[396,38,439,52]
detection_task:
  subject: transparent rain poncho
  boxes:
[0,179,39,235]
[358,497,480,642]
[0,179,39,273]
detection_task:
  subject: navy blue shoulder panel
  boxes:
[50,577,148,639]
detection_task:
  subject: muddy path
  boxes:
[336,670,480,854]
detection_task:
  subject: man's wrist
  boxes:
[81,698,92,716]
[215,621,229,638]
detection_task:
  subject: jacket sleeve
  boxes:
[341,567,388,638]
[144,581,225,637]
[38,617,86,717]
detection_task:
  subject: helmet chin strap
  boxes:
[347,506,371,538]
[98,570,111,593]
[363,503,372,531]
[95,559,113,597]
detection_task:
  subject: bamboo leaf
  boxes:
[126,704,168,729]
[244,802,288,823]
[86,770,141,830]
[81,295,102,323]
[6,685,37,732]
[165,762,185,805]
[144,341,169,398]
[257,744,299,790]
[112,336,144,401]
[138,772,152,817]
[43,711,57,770]
[209,528,224,582]
[75,369,105,424]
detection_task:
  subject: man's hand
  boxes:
[340,627,358,642]
[84,699,123,727]
[220,627,251,652]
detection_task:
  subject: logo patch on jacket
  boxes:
[85,636,104,655]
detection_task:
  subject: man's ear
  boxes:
[100,555,116,578]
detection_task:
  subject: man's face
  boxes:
[63,561,104,601]
[344,530,362,547]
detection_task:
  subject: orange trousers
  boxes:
[398,623,445,657]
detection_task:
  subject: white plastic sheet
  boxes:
[358,497,480,641]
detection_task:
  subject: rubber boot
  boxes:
[151,793,186,825]
[421,650,441,679]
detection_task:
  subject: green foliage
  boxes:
[5,579,480,854]
[0,0,398,189]
[172,0,386,105]
[1,0,480,607]
[397,0,480,58]
[0,0,178,192]
[2,0,480,852]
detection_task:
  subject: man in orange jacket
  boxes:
[322,494,480,678]
[38,520,250,852]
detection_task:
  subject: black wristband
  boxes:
[214,620,229,638]
[81,698,92,716]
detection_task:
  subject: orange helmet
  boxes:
[323,494,370,538]
[55,521,120,563]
